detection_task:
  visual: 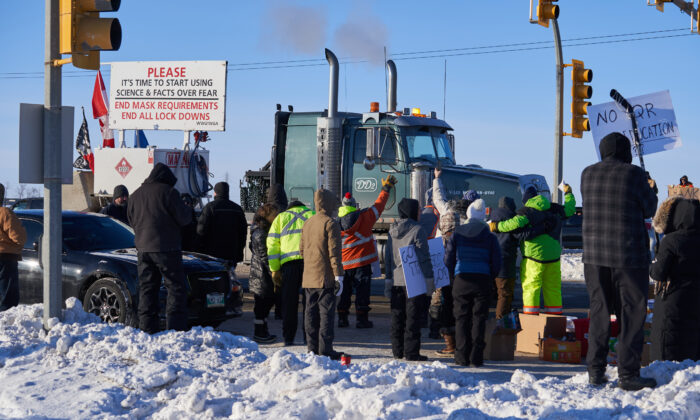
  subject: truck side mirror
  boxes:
[364,128,379,170]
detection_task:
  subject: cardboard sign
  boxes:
[399,238,449,298]
[109,61,227,131]
[588,90,681,159]
[668,185,700,200]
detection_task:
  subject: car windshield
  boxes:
[63,215,135,251]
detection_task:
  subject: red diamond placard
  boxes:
[115,157,133,178]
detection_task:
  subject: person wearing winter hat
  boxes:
[197,182,248,265]
[444,199,501,366]
[489,185,576,316]
[337,175,397,328]
[100,184,129,225]
[383,198,435,361]
[679,175,694,188]
[0,183,27,311]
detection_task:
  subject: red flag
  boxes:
[92,71,114,148]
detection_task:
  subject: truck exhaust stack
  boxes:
[316,49,342,200]
[387,60,397,113]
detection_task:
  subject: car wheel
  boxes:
[83,278,135,325]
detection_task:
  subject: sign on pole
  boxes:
[588,90,681,159]
[19,103,74,184]
[399,238,450,298]
[108,61,227,131]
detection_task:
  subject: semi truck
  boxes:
[241,49,550,233]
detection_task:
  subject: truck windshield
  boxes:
[404,127,454,164]
[434,133,454,162]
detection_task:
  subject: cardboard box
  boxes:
[539,338,582,364]
[516,314,567,354]
[484,319,519,361]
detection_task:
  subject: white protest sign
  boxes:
[399,237,449,299]
[109,61,227,131]
[588,90,681,159]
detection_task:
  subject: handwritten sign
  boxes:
[399,238,449,298]
[668,186,700,200]
[588,90,681,159]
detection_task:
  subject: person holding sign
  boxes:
[383,198,435,361]
[444,199,501,367]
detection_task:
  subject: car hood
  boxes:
[89,248,227,272]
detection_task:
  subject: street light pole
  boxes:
[552,18,564,205]
[43,0,63,327]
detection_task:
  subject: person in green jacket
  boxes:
[489,185,575,315]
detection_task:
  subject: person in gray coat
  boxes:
[384,198,436,361]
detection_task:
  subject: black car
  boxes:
[562,210,583,249]
[16,210,243,327]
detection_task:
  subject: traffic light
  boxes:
[654,0,672,12]
[59,0,122,70]
[536,0,559,27]
[570,59,593,139]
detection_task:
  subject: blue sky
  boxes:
[1,0,698,202]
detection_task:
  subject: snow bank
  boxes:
[561,249,584,281]
[2,299,699,419]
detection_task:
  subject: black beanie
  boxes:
[214,182,229,199]
[113,184,128,199]
[522,186,538,205]
[398,198,420,221]
[599,132,632,164]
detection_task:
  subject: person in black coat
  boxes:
[100,185,129,226]
[580,132,658,390]
[650,196,700,362]
[196,182,248,266]
[249,203,280,343]
[127,163,193,333]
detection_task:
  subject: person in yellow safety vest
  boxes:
[337,175,398,328]
[267,199,315,345]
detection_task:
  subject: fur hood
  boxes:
[653,196,684,234]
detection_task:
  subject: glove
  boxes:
[335,276,344,297]
[434,167,442,179]
[488,221,499,233]
[271,271,282,293]
[648,178,657,190]
[562,184,572,194]
[384,278,393,299]
[381,175,398,191]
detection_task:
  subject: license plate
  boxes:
[206,293,225,308]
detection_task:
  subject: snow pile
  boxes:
[561,249,584,281]
[2,299,700,419]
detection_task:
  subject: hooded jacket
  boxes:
[496,193,575,262]
[338,188,390,269]
[384,200,435,293]
[128,163,192,252]
[445,218,501,279]
[196,189,248,262]
[649,197,700,361]
[581,132,658,268]
[300,189,344,288]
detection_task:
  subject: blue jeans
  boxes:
[0,259,20,311]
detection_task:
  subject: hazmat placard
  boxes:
[588,90,681,159]
[108,61,227,131]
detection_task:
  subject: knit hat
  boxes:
[398,198,420,221]
[522,186,538,205]
[466,199,486,221]
[463,190,480,205]
[113,184,128,199]
[342,192,357,208]
[599,132,632,164]
[214,182,229,199]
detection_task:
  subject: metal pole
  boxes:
[552,18,564,204]
[43,0,62,327]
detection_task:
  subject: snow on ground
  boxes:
[561,249,584,282]
[1,299,699,419]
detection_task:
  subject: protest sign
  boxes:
[668,185,700,200]
[588,90,681,159]
[109,61,227,131]
[400,238,450,298]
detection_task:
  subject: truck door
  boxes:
[349,127,401,211]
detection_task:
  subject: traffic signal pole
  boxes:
[552,18,564,205]
[44,0,63,327]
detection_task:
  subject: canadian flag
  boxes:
[92,70,115,148]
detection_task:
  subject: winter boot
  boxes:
[323,350,343,361]
[253,320,276,344]
[356,312,374,329]
[435,334,456,357]
[338,312,349,328]
[619,376,657,391]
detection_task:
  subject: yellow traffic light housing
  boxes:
[537,0,559,27]
[59,0,122,70]
[570,59,593,138]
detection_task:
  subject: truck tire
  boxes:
[83,278,137,327]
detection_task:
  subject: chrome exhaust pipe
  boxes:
[325,48,339,118]
[387,59,397,112]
